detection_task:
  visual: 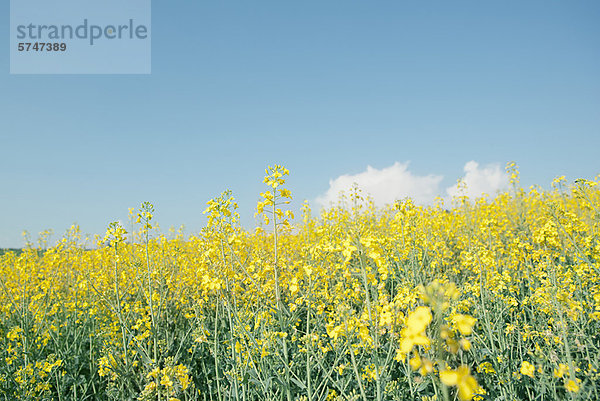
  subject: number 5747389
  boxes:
[17,42,67,51]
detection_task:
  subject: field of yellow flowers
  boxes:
[1,165,599,401]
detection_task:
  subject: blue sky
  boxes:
[1,1,599,247]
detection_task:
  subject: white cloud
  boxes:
[316,162,443,208]
[446,161,509,200]
[316,161,510,209]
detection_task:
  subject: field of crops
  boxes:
[1,165,599,401]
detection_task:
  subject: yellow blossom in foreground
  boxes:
[565,378,580,393]
[553,363,568,378]
[439,365,481,401]
[520,361,535,378]
[406,306,433,335]
[399,306,432,353]
[452,314,477,336]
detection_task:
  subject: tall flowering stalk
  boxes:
[137,202,158,365]
[102,221,128,359]
[256,164,294,401]
[256,164,294,309]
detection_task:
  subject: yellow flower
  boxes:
[476,362,496,374]
[399,306,432,352]
[440,365,481,401]
[6,326,22,341]
[520,361,535,378]
[553,363,568,378]
[399,332,430,353]
[160,374,174,388]
[409,352,422,370]
[147,366,160,379]
[419,358,434,376]
[440,369,459,386]
[452,314,477,335]
[565,378,580,393]
[406,306,432,335]
[289,277,299,295]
